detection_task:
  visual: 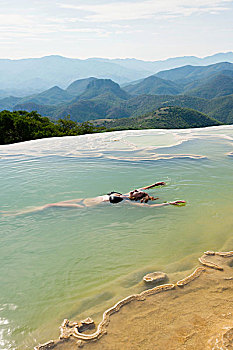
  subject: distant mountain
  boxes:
[3,60,232,125]
[9,80,102,110]
[123,76,182,95]
[103,52,233,76]
[66,77,97,96]
[0,55,147,92]
[54,79,130,121]
[12,89,233,125]
[0,96,21,111]
[18,86,74,106]
[1,52,233,93]
[155,62,233,83]
[122,63,233,99]
[77,79,130,100]
[93,106,221,130]
[186,74,233,99]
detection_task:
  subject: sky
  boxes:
[0,0,233,60]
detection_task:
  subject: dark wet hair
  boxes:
[107,191,122,196]
[109,195,124,204]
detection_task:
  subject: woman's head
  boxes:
[109,193,124,204]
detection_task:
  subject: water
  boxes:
[0,127,232,349]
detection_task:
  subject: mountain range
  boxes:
[0,52,233,96]
[1,60,233,126]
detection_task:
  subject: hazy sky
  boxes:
[0,0,233,60]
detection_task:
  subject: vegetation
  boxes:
[93,107,221,131]
[0,106,222,145]
[0,110,98,145]
[18,86,74,106]
[186,74,233,99]
[123,76,182,96]
[204,94,233,124]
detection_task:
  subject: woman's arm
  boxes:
[139,182,166,190]
[129,200,186,207]
[150,200,186,207]
[129,202,169,207]
[123,182,166,195]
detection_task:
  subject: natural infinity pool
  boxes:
[0,127,233,349]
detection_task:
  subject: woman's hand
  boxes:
[155,181,166,186]
[169,200,186,206]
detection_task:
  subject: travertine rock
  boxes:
[143,271,167,283]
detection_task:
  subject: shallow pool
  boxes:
[0,127,233,349]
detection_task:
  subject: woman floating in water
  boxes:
[9,181,185,216]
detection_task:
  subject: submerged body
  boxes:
[2,182,186,215]
[1,181,186,216]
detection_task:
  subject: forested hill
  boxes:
[0,110,97,145]
[93,107,221,130]
[0,108,221,145]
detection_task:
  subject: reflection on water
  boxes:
[0,126,233,349]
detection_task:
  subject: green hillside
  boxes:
[93,107,221,130]
[18,86,74,106]
[53,94,209,122]
[123,76,182,95]
[14,102,56,116]
[12,92,233,125]
[204,94,233,124]
[54,99,112,121]
[53,79,131,121]
[123,95,207,117]
[123,94,233,124]
[76,79,130,100]
[186,74,233,99]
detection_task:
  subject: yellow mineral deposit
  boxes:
[34,251,233,350]
[176,267,206,287]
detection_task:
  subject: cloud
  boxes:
[0,0,232,55]
[58,0,232,22]
[0,11,135,39]
[0,13,83,37]
[0,14,33,26]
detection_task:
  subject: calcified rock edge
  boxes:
[35,251,233,350]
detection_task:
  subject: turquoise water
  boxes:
[0,127,233,349]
